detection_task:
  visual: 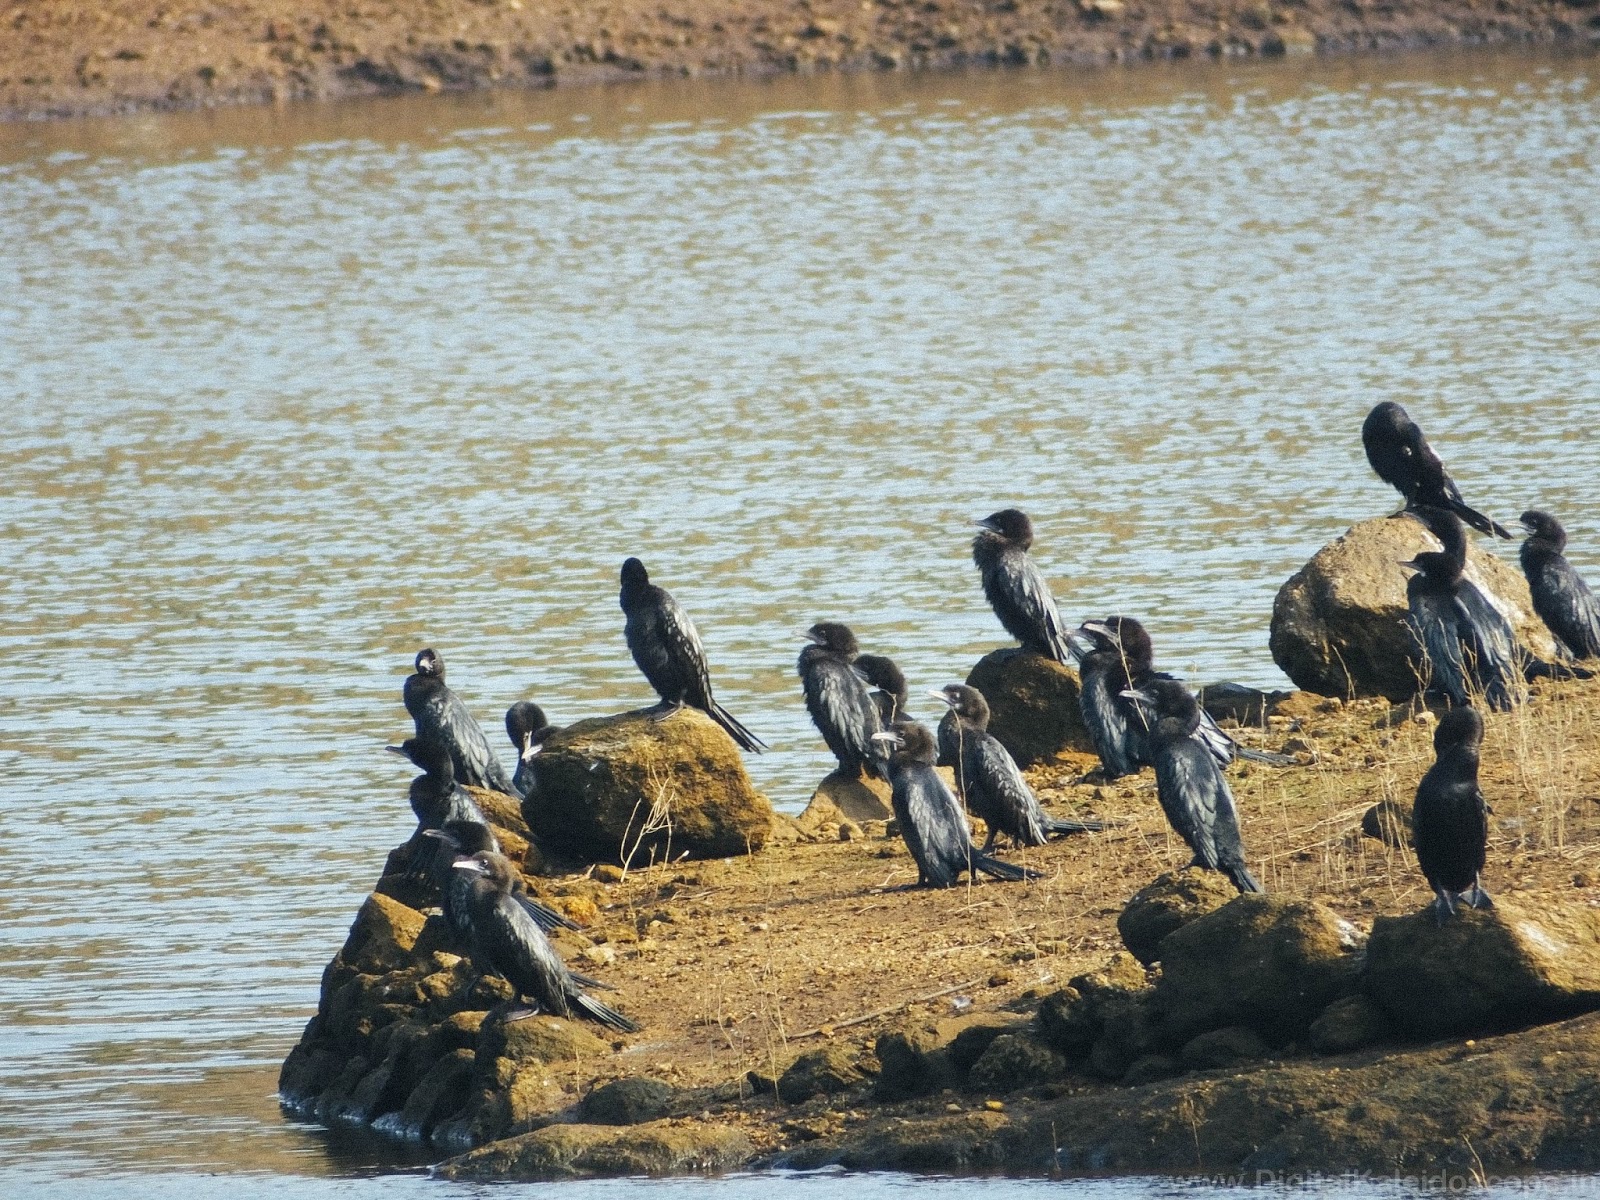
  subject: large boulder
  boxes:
[1117,869,1240,966]
[1363,899,1600,1040]
[436,1119,753,1180]
[1152,894,1366,1045]
[1269,515,1554,700]
[777,1043,870,1104]
[522,706,774,863]
[963,648,1091,766]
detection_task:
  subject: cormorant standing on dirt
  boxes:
[931,684,1103,850]
[453,852,639,1031]
[971,509,1073,663]
[619,557,766,753]
[1519,510,1600,661]
[505,701,559,799]
[1071,617,1291,775]
[854,654,910,725]
[422,821,577,937]
[1401,508,1526,711]
[404,649,519,796]
[1121,679,1261,893]
[1412,706,1493,923]
[1361,402,1511,538]
[871,721,1037,887]
[387,736,493,883]
[798,622,886,779]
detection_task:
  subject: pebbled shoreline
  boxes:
[3,0,1597,122]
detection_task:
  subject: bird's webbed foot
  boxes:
[503,1003,544,1022]
[1467,881,1494,910]
[1430,887,1458,925]
[648,699,688,723]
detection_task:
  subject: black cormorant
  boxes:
[798,622,885,779]
[454,852,639,1031]
[971,509,1073,663]
[1361,402,1511,538]
[854,654,910,725]
[619,557,766,753]
[422,821,577,938]
[386,736,493,884]
[1121,679,1261,893]
[404,649,519,796]
[1519,510,1600,661]
[872,721,1037,887]
[931,684,1103,850]
[505,701,559,800]
[1412,706,1492,923]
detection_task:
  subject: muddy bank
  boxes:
[4,0,1598,121]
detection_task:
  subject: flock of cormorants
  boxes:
[384,402,1599,1030]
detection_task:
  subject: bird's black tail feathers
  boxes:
[1526,658,1595,683]
[709,702,768,753]
[973,852,1040,882]
[1236,745,1297,767]
[1045,817,1105,836]
[1450,500,1512,541]
[576,992,641,1033]
[1226,862,1263,894]
[516,893,579,933]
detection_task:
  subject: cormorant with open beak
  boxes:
[872,721,1037,887]
[404,648,519,796]
[931,684,1103,850]
[1361,402,1510,538]
[798,622,886,779]
[619,557,766,752]
[1519,510,1600,661]
[971,508,1073,663]
[1121,679,1261,893]
[1412,706,1493,923]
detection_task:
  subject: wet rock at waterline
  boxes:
[962,648,1091,766]
[436,1119,754,1181]
[1269,515,1554,700]
[521,706,775,864]
[1363,898,1600,1039]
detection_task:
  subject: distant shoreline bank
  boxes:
[3,0,1596,123]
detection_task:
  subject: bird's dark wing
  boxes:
[899,766,968,887]
[985,553,1071,663]
[1531,557,1600,660]
[1079,661,1141,777]
[1454,582,1525,710]
[515,892,579,933]
[418,687,517,794]
[478,892,575,1018]
[656,591,715,709]
[1408,584,1470,706]
[803,658,882,775]
[1152,741,1223,870]
[967,731,1048,845]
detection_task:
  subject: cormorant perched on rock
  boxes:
[971,509,1073,663]
[1402,508,1526,711]
[1519,510,1600,661]
[931,684,1103,850]
[871,721,1037,887]
[404,649,519,796]
[505,701,559,800]
[619,557,766,753]
[1121,679,1261,893]
[1071,617,1291,776]
[387,736,493,884]
[422,821,576,937]
[1412,707,1492,923]
[454,852,639,1031]
[854,654,910,724]
[1361,402,1511,538]
[798,622,886,779]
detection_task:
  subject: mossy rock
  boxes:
[580,1077,680,1125]
[778,1042,868,1104]
[1269,515,1555,700]
[523,706,774,863]
[873,1021,957,1101]
[1309,995,1392,1055]
[967,1033,1068,1092]
[963,648,1091,766]
[478,1012,611,1066]
[1363,898,1600,1040]
[337,893,428,976]
[1153,894,1366,1044]
[436,1119,754,1180]
[1179,1025,1271,1071]
[1035,952,1152,1061]
[1118,868,1240,966]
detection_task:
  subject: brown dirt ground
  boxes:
[4,0,1598,121]
[513,673,1600,1157]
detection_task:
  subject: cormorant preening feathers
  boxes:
[619,557,766,753]
[387,735,494,884]
[505,701,558,800]
[1412,706,1492,923]
[854,654,910,725]
[1361,402,1511,539]
[798,622,886,779]
[1122,679,1261,894]
[971,509,1073,663]
[404,649,520,796]
[454,852,639,1031]
[1519,510,1600,661]
[932,684,1102,850]
[873,721,1037,887]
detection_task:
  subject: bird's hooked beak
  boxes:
[520,732,541,764]
[385,744,407,756]
[798,628,824,644]
[973,516,1001,533]
[1119,687,1151,705]
[421,828,462,849]
[927,688,957,707]
[451,858,490,875]
[1079,620,1116,642]
[1397,558,1423,573]
[871,729,904,749]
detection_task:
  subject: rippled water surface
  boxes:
[2,46,1599,1193]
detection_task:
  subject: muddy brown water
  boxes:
[1,46,1598,1194]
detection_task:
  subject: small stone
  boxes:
[593,864,625,884]
[1180,1025,1271,1071]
